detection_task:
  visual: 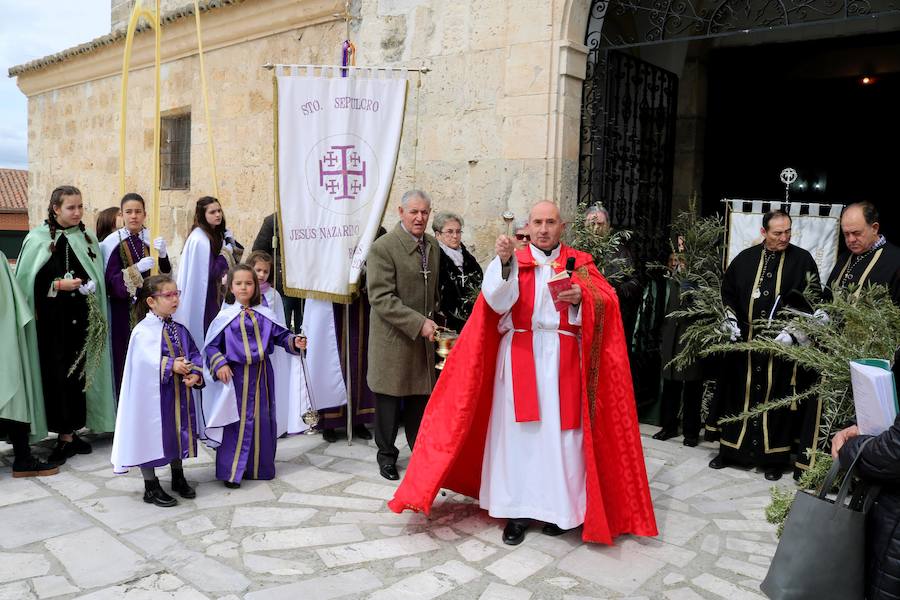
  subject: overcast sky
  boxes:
[0,0,110,169]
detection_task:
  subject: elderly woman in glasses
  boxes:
[433,211,483,333]
[512,218,530,249]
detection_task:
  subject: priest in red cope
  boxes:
[388,201,657,545]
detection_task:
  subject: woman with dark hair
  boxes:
[173,196,240,347]
[99,193,172,395]
[15,185,116,464]
[432,211,483,332]
[95,206,121,242]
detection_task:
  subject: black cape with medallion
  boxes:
[707,242,820,468]
[826,238,900,305]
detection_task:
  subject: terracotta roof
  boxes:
[8,0,244,77]
[0,169,27,212]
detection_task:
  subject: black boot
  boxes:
[322,428,339,443]
[143,478,178,507]
[171,469,196,499]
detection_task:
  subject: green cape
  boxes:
[0,251,48,442]
[14,224,116,433]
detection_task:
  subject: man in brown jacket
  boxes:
[367,190,440,480]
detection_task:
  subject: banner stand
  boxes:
[269,62,429,444]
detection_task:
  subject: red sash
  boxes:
[509,248,582,430]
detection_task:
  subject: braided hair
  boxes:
[46,186,95,258]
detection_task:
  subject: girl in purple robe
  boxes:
[174,196,241,357]
[110,275,204,507]
[205,265,306,488]
[101,193,171,395]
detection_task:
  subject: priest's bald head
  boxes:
[527,201,566,251]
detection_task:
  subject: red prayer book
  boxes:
[547,271,573,311]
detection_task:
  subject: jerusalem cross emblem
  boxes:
[318,145,367,201]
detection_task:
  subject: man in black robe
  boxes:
[826,201,900,305]
[708,210,820,481]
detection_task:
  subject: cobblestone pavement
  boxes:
[0,425,780,599]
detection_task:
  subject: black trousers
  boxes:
[659,379,702,439]
[1,419,33,464]
[374,393,428,467]
[282,295,304,333]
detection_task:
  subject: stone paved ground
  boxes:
[0,425,780,600]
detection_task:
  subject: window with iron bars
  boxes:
[160,114,191,190]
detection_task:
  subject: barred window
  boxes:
[160,114,191,190]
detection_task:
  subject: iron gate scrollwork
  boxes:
[581,48,678,266]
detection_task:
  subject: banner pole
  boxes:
[344,303,353,445]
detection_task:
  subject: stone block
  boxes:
[470,0,507,50]
[370,560,481,599]
[503,115,549,159]
[504,42,552,96]
[507,0,552,44]
[45,527,149,589]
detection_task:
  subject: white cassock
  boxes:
[479,245,587,529]
[262,287,311,436]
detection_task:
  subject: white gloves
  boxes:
[153,237,167,258]
[774,326,810,347]
[224,228,235,243]
[136,256,155,272]
[774,329,794,346]
[77,280,97,296]
[812,309,830,325]
[720,313,741,342]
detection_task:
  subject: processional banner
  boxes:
[725,199,842,281]
[276,67,408,302]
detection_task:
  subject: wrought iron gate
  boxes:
[579,0,900,262]
[586,49,677,264]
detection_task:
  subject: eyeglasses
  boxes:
[441,229,463,236]
[152,290,181,298]
[515,233,531,241]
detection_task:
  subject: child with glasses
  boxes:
[110,274,204,507]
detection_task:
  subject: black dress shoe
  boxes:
[683,437,699,447]
[708,454,726,469]
[380,464,400,481]
[353,424,373,440]
[171,471,196,499]
[47,441,75,464]
[764,467,784,481]
[322,428,339,443]
[69,434,93,455]
[12,456,59,478]
[143,479,178,507]
[224,480,241,489]
[541,523,570,536]
[502,519,529,545]
[652,429,678,441]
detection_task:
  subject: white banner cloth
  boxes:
[725,199,842,281]
[276,69,407,300]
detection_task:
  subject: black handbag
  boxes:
[761,438,878,600]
